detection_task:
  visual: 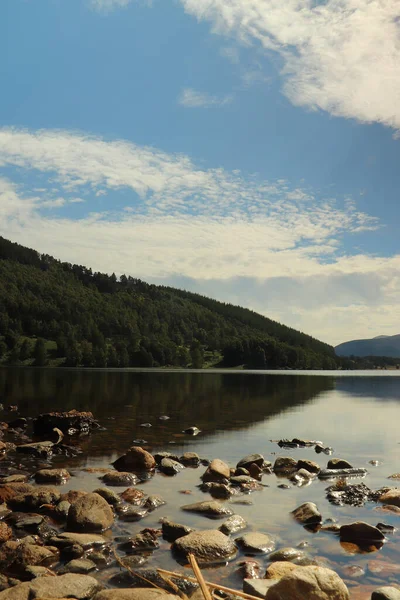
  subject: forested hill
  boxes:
[0,236,339,369]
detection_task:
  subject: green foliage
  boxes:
[0,234,351,370]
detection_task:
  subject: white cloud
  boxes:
[179,88,233,108]
[90,0,133,11]
[0,127,396,345]
[180,0,400,130]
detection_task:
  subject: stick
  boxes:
[157,568,263,600]
[188,554,213,600]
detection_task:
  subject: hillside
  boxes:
[335,334,400,358]
[0,236,339,369]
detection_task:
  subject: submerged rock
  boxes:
[318,468,367,479]
[291,502,322,525]
[159,458,184,476]
[181,500,233,518]
[326,482,381,507]
[236,532,275,554]
[172,529,237,565]
[102,471,139,486]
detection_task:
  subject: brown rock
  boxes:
[202,459,230,483]
[60,490,87,504]
[327,458,353,469]
[340,522,385,544]
[120,488,145,505]
[102,472,139,486]
[265,565,349,600]
[291,502,321,525]
[67,493,114,532]
[34,470,71,485]
[379,489,400,508]
[93,590,178,600]
[296,460,320,474]
[0,484,34,504]
[273,457,298,473]
[172,529,237,565]
[113,447,156,472]
[265,561,299,580]
[0,523,12,543]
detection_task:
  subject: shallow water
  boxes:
[1,368,400,597]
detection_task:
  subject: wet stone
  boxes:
[236,532,275,555]
[161,519,193,542]
[153,452,179,464]
[243,579,275,598]
[268,547,308,563]
[202,459,230,483]
[327,458,353,469]
[237,454,265,470]
[102,472,139,487]
[265,561,299,579]
[179,452,200,467]
[127,529,160,552]
[200,482,233,499]
[219,514,247,535]
[67,493,114,532]
[63,558,97,574]
[93,488,120,506]
[273,457,298,474]
[265,565,350,600]
[238,559,261,579]
[379,489,400,508]
[297,459,320,474]
[291,502,322,525]
[143,495,165,511]
[120,488,145,505]
[159,458,184,476]
[371,587,400,600]
[172,529,237,565]
[117,505,148,522]
[340,522,385,544]
[0,523,12,543]
[34,469,70,485]
[181,500,233,518]
[49,533,106,551]
[113,447,156,472]
[8,488,61,511]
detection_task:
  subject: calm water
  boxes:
[1,368,400,597]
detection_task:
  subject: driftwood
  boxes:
[157,568,263,600]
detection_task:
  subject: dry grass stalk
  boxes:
[188,554,213,600]
[157,568,263,600]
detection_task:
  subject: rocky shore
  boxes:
[0,412,399,600]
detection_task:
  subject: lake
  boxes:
[1,368,400,597]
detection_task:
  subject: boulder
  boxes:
[265,566,349,600]
[219,515,247,535]
[327,458,353,469]
[371,587,400,600]
[265,561,299,579]
[181,501,233,518]
[339,522,385,544]
[34,469,70,485]
[201,459,230,483]
[102,472,139,486]
[236,532,275,554]
[113,447,156,472]
[94,590,178,600]
[379,489,400,508]
[173,530,237,565]
[291,502,321,525]
[30,573,102,598]
[67,493,114,532]
[33,410,99,436]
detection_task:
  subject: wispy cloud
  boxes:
[90,0,133,11]
[0,127,395,344]
[180,0,400,130]
[179,88,233,108]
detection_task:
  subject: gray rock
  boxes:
[29,573,102,599]
[230,475,259,485]
[159,458,184,476]
[339,522,385,544]
[161,519,193,542]
[219,514,247,535]
[102,471,139,486]
[265,566,349,600]
[143,495,165,511]
[327,458,353,469]
[63,558,97,574]
[128,530,160,552]
[55,500,71,518]
[67,493,114,532]
[371,587,400,600]
[237,454,265,470]
[243,579,276,599]
[236,532,275,554]
[49,532,108,549]
[34,469,71,484]
[268,547,308,563]
[291,502,322,525]
[94,590,178,600]
[181,500,233,518]
[173,529,237,565]
[116,505,148,521]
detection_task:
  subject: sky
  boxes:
[1,0,400,346]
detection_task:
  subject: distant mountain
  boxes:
[335,334,400,358]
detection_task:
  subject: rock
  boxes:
[24,565,55,579]
[153,452,179,464]
[30,573,102,598]
[219,515,247,535]
[326,482,378,507]
[93,590,178,600]
[33,411,99,436]
[179,453,200,467]
[265,561,299,579]
[116,505,148,521]
[238,559,261,579]
[172,529,237,565]
[290,469,315,486]
[8,488,61,511]
[297,460,320,474]
[0,523,12,543]
[34,469,70,485]
[67,493,114,532]
[15,442,54,458]
[102,472,139,486]
[181,500,233,518]
[237,454,265,470]
[0,484,34,504]
[273,457,298,473]
[143,495,165,511]
[340,522,385,544]
[120,488,145,505]
[161,519,193,542]
[63,558,97,574]
[249,464,263,480]
[113,447,156,472]
[268,548,308,563]
[0,476,28,484]
[230,475,259,485]
[202,459,230,483]
[368,561,400,577]
[183,427,200,435]
[379,489,400,507]
[92,488,120,506]
[60,490,87,503]
[236,532,275,554]
[127,529,160,552]
[327,458,353,469]
[265,566,349,600]
[0,540,59,573]
[371,587,400,600]
[159,459,184,476]
[49,532,108,549]
[200,482,233,499]
[291,502,322,525]
[243,579,276,598]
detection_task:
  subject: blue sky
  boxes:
[1,0,399,345]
